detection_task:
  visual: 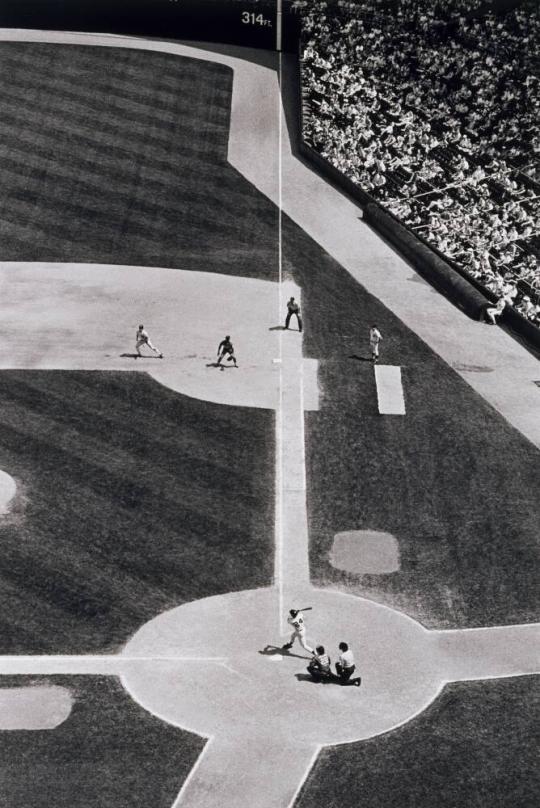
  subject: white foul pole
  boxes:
[276,0,282,51]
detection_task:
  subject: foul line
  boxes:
[286,744,321,808]
[276,48,285,631]
[171,736,215,808]
[276,362,285,630]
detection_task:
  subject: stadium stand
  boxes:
[296,0,540,328]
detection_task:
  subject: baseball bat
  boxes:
[299,607,312,611]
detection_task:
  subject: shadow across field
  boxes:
[259,644,309,661]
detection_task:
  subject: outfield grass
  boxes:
[0,675,204,808]
[0,371,274,653]
[283,219,540,629]
[295,676,540,808]
[0,43,278,277]
[0,41,538,635]
[0,39,538,805]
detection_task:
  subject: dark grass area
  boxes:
[295,676,540,808]
[0,43,278,276]
[0,39,537,805]
[0,371,274,653]
[0,675,204,808]
[283,223,540,628]
[0,41,538,634]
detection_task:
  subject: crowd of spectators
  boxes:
[296,0,540,325]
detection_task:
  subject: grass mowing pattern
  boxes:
[295,676,540,808]
[0,42,538,632]
[0,43,278,276]
[0,675,204,808]
[283,222,540,628]
[0,40,537,804]
[0,371,274,654]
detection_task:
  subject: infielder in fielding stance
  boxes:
[285,297,303,332]
[282,608,314,654]
[216,335,238,368]
[135,325,163,358]
[369,324,383,363]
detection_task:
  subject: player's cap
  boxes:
[225,335,230,340]
[316,645,325,655]
[339,642,349,651]
[139,324,144,328]
[289,609,298,617]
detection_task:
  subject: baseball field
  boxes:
[0,32,538,808]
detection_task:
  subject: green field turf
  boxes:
[0,675,203,808]
[0,371,274,653]
[296,675,540,808]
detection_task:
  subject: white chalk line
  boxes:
[0,655,228,672]
[275,377,285,631]
[286,744,322,808]
[0,29,537,808]
[277,47,285,633]
[170,735,215,808]
[440,671,540,685]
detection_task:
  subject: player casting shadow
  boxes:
[259,644,309,661]
[268,325,286,331]
[206,362,236,369]
[295,672,362,687]
[295,673,333,685]
[120,352,161,359]
[348,354,372,362]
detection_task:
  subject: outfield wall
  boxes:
[300,134,540,351]
[0,0,301,51]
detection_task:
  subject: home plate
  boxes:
[268,655,283,662]
[375,365,406,415]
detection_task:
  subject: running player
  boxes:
[135,325,163,358]
[282,609,314,654]
[369,325,383,363]
[216,336,238,368]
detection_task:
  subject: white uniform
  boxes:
[136,327,162,357]
[485,299,506,325]
[335,647,360,685]
[287,611,314,653]
[338,649,355,669]
[369,327,382,360]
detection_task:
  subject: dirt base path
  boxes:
[0,29,538,808]
[1,30,537,446]
[0,262,319,411]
